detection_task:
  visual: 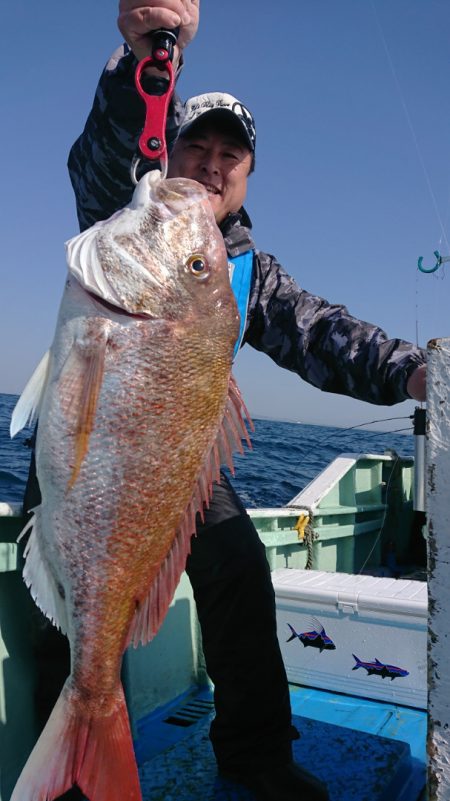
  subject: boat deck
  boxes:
[135,684,427,801]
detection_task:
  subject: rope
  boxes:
[288,505,317,570]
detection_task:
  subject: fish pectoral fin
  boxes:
[68,332,108,490]
[10,350,51,438]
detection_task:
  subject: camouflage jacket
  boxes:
[68,45,425,406]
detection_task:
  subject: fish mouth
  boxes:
[88,291,154,319]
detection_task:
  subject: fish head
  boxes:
[66,172,239,346]
[130,172,237,319]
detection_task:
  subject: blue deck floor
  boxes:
[135,685,427,801]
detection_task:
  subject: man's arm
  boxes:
[246,252,426,406]
[406,363,426,402]
[68,1,199,231]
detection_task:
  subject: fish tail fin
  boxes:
[352,654,362,670]
[286,623,297,642]
[11,681,142,801]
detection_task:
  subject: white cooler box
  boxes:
[272,569,427,709]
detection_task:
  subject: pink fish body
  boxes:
[10,171,251,801]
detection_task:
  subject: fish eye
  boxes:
[186,253,210,280]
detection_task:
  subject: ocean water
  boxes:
[0,392,414,509]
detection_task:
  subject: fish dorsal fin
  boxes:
[10,350,51,438]
[128,374,253,647]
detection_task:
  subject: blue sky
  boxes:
[2,0,449,430]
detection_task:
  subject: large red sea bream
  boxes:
[10,171,251,801]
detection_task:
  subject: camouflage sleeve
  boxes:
[67,44,184,232]
[245,251,426,406]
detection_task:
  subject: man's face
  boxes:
[167,121,253,224]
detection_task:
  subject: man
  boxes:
[31,2,426,800]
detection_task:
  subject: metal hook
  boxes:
[130,155,168,186]
[130,154,141,187]
[417,250,450,273]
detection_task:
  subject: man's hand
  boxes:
[118,1,200,62]
[406,364,426,402]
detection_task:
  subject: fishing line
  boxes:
[340,415,410,432]
[298,415,412,455]
[370,0,450,255]
[415,269,420,348]
[288,420,412,573]
[250,415,413,570]
[357,454,400,576]
[281,415,413,502]
[371,0,450,353]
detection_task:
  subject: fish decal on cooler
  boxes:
[9,171,252,801]
[352,654,409,680]
[286,619,336,652]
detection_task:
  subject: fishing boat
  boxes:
[1,339,449,801]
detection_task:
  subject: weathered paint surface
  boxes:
[427,338,450,799]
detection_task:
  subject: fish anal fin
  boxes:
[128,527,189,647]
[68,330,108,490]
